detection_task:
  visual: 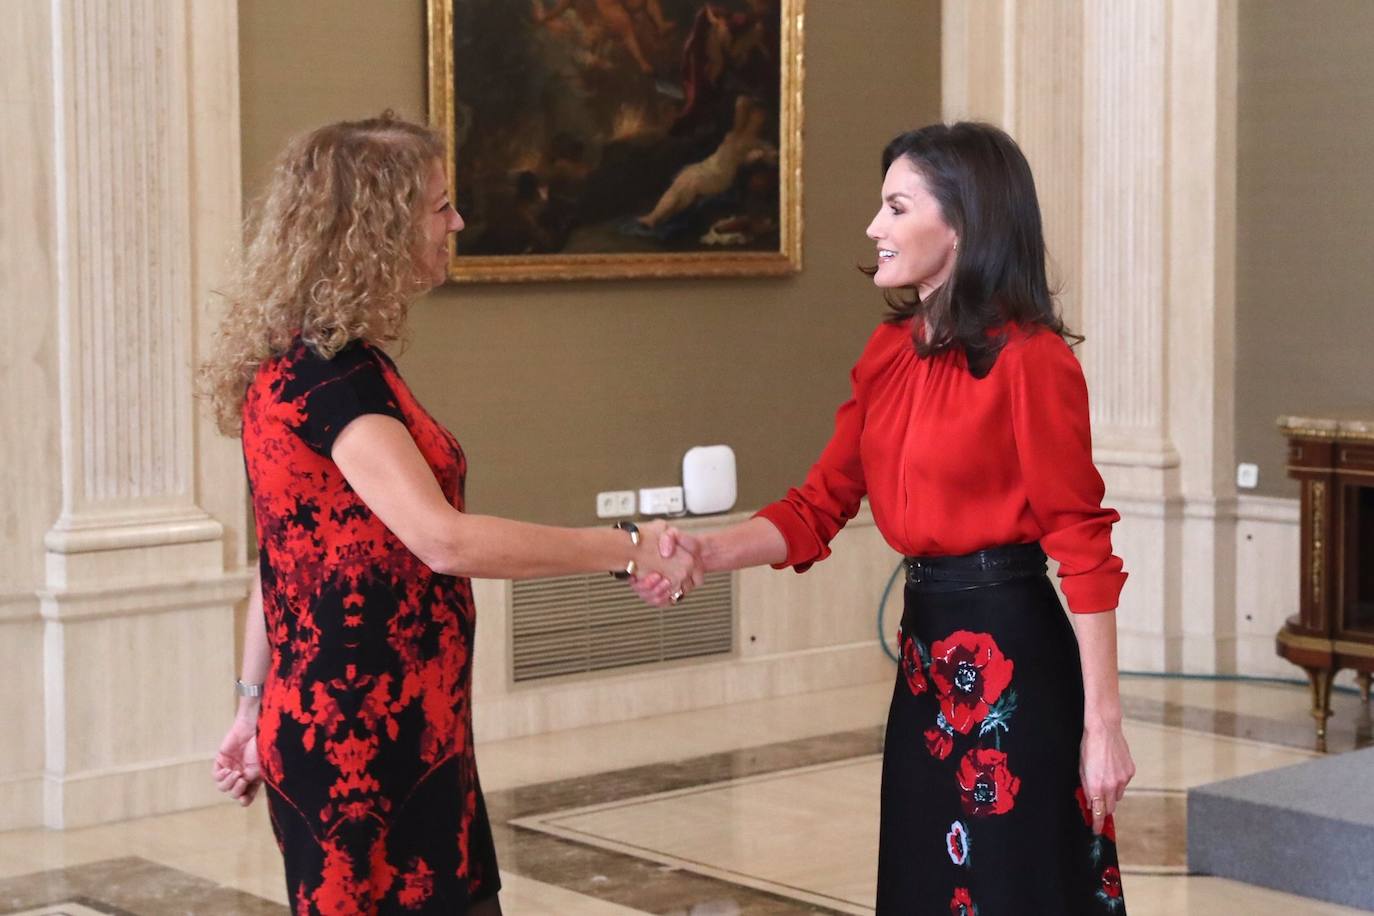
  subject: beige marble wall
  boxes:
[1234,496,1300,679]
[942,0,1243,674]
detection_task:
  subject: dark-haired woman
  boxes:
[637,122,1133,913]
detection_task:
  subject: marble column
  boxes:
[0,0,250,829]
[941,0,1239,672]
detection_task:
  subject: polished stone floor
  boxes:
[2,674,1371,914]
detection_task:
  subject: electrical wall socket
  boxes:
[1236,462,1259,489]
[596,490,636,518]
[638,486,685,516]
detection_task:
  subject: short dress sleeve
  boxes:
[283,341,407,458]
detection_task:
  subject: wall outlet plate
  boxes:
[1236,462,1259,489]
[596,490,636,518]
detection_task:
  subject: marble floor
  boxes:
[1,674,1371,915]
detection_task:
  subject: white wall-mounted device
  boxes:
[682,445,737,515]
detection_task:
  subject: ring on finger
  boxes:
[670,588,685,604]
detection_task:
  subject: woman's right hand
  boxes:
[633,521,703,601]
[632,526,700,607]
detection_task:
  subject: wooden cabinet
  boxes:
[1276,410,1374,750]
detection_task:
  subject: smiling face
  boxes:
[417,158,464,288]
[865,155,958,297]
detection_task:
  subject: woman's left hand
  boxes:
[1079,719,1134,834]
[213,712,262,807]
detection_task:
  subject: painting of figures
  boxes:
[428,0,804,281]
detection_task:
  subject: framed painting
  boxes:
[427,0,804,283]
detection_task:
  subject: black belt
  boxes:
[905,542,1047,589]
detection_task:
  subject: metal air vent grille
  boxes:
[511,571,734,682]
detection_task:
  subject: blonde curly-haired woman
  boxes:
[203,113,700,915]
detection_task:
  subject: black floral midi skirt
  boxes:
[876,567,1126,914]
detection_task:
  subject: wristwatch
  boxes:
[235,679,264,699]
[610,521,640,579]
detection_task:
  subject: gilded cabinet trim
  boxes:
[1309,479,1325,610]
[1276,413,1374,443]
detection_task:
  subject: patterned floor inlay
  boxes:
[511,756,880,915]
[487,728,886,915]
[485,697,1321,912]
[0,858,284,916]
[8,904,121,916]
[1,679,1366,915]
[509,761,1194,914]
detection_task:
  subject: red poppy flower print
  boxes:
[1101,866,1122,898]
[898,626,928,697]
[1076,786,1117,842]
[956,747,1021,817]
[929,631,1014,734]
[925,712,955,761]
[950,886,978,916]
[946,820,970,866]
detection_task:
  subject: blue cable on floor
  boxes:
[875,559,1361,695]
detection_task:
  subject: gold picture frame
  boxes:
[426,0,804,283]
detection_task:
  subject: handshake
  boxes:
[626,521,705,607]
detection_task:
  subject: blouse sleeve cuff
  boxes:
[753,503,830,573]
[1060,570,1129,615]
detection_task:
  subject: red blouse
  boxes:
[755,319,1127,614]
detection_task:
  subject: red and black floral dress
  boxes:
[757,320,1127,914]
[243,338,499,915]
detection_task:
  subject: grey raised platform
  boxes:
[1188,746,1374,910]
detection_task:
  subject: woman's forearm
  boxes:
[330,416,692,584]
[433,515,641,579]
[431,514,700,588]
[696,517,788,572]
[237,569,269,720]
[1072,609,1124,728]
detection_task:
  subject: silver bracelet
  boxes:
[235,679,264,698]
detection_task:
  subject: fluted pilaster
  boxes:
[1080,0,1168,446]
[31,0,248,828]
[44,0,224,599]
[944,1,1086,338]
[941,0,1240,672]
[1011,0,1085,334]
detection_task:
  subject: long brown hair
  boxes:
[200,112,445,435]
[865,122,1080,376]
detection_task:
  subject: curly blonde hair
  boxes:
[201,112,446,435]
